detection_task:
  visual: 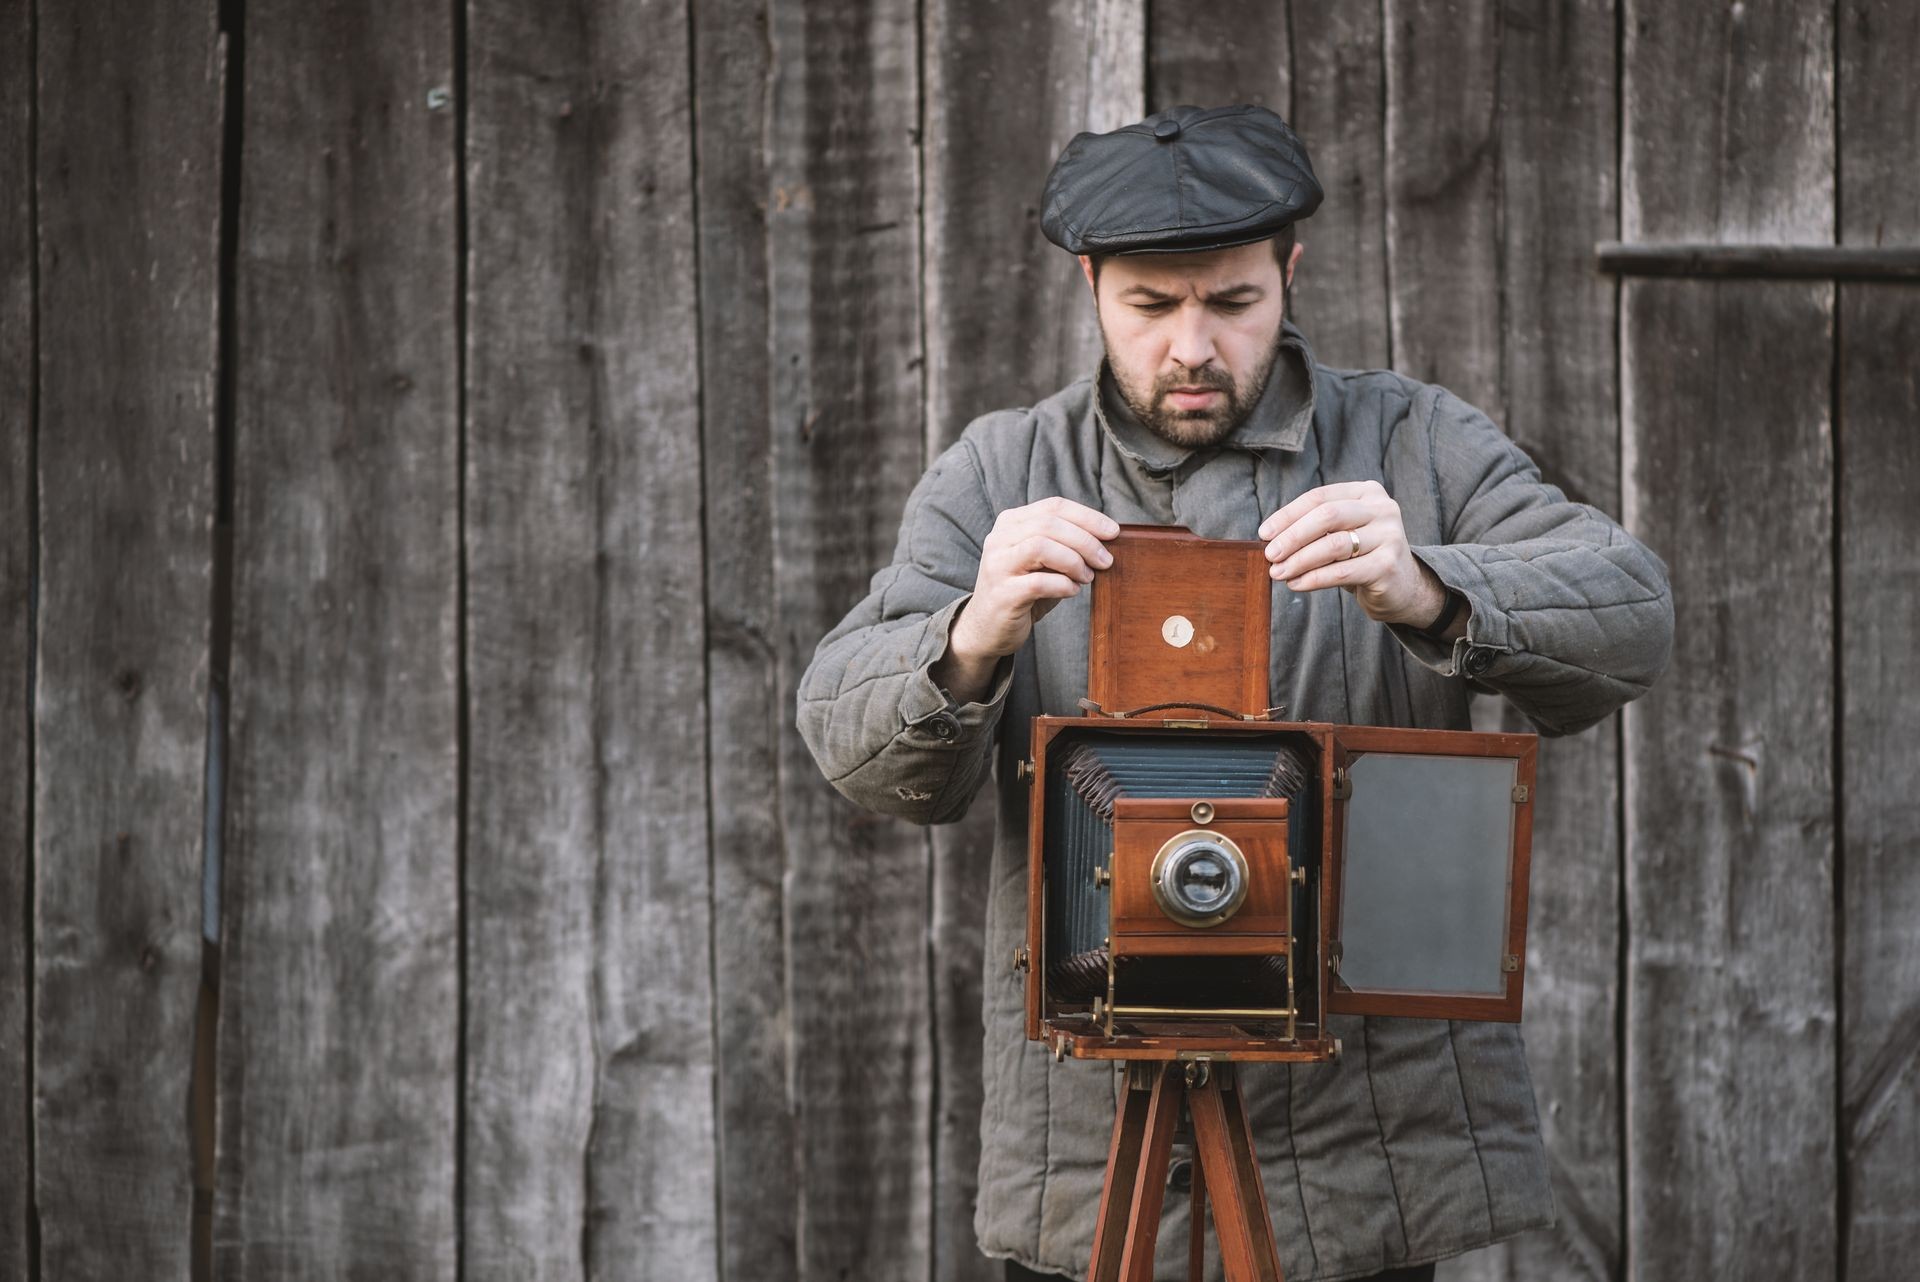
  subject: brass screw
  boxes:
[1093,866,1111,888]
[1291,866,1307,885]
[1190,801,1215,825]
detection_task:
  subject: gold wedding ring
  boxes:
[1346,529,1362,560]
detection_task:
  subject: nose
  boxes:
[1164,305,1219,375]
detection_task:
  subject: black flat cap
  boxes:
[1040,104,1322,256]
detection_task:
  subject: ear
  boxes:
[1077,254,1096,294]
[1283,239,1305,289]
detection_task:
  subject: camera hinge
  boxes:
[1328,942,1342,970]
[1331,768,1351,801]
[1512,783,1530,804]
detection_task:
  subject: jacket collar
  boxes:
[1092,320,1318,474]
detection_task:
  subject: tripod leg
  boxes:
[1116,1065,1182,1282]
[1088,1063,1182,1282]
[1188,1066,1284,1282]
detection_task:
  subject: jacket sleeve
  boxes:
[795,432,1014,824]
[1386,389,1674,736]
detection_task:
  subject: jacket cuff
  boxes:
[897,594,1015,746]
[1388,545,1518,684]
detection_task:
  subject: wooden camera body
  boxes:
[1022,527,1539,1065]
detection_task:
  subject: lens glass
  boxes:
[1159,838,1245,924]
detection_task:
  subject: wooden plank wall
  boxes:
[7,2,1918,1279]
[1,0,31,1275]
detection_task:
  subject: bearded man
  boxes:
[797,104,1672,1281]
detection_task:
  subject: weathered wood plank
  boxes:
[1383,0,1502,420]
[1146,0,1288,117]
[767,0,931,1275]
[464,1,715,1278]
[213,2,459,1276]
[924,5,1142,1275]
[1597,242,1920,281]
[1288,0,1391,369]
[689,0,798,1278]
[924,0,1143,437]
[1837,0,1920,1271]
[31,2,222,1276]
[1,0,33,1270]
[1622,0,1836,1274]
[1441,4,1623,1280]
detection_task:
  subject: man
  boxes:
[797,104,1672,1281]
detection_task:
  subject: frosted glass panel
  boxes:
[1339,752,1517,996]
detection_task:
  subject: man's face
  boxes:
[1081,238,1301,449]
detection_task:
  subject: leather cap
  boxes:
[1040,104,1322,256]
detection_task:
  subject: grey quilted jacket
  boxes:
[796,322,1673,1280]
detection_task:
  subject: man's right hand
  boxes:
[931,497,1120,703]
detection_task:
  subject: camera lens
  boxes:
[1152,834,1249,927]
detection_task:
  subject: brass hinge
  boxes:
[1328,943,1342,970]
[1512,784,1530,804]
[1502,954,1521,973]
[1016,758,1035,784]
[1290,865,1307,885]
[1012,946,1030,974]
[1332,768,1351,801]
[1093,865,1111,889]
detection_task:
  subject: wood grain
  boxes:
[1440,3,1624,1278]
[1837,0,1920,1271]
[690,0,801,1277]
[1147,0,1290,118]
[1622,0,1836,1273]
[767,0,933,1276]
[213,1,459,1275]
[464,0,716,1277]
[923,0,1143,436]
[922,5,1141,1275]
[1289,0,1392,369]
[0,0,30,1268]
[31,2,222,1276]
[1384,0,1503,421]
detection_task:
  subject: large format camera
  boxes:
[1019,527,1539,1067]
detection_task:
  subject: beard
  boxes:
[1101,323,1286,449]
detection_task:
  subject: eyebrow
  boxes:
[1118,282,1266,303]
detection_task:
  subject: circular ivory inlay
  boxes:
[1161,614,1195,648]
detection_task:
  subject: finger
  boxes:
[1011,571,1082,607]
[1265,498,1378,565]
[1272,522,1388,581]
[1256,481,1382,541]
[1006,534,1097,583]
[1035,515,1114,570]
[1284,546,1395,594]
[1034,495,1122,540]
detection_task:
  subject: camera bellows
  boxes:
[1043,731,1317,1003]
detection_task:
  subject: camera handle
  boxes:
[1087,1059,1287,1282]
[1077,698,1287,722]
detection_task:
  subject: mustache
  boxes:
[1153,366,1234,396]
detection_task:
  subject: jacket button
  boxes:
[927,712,959,741]
[1153,118,1181,141]
[1464,646,1496,677]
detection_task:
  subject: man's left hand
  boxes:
[1258,480,1446,628]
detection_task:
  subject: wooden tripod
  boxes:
[1088,1060,1285,1282]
